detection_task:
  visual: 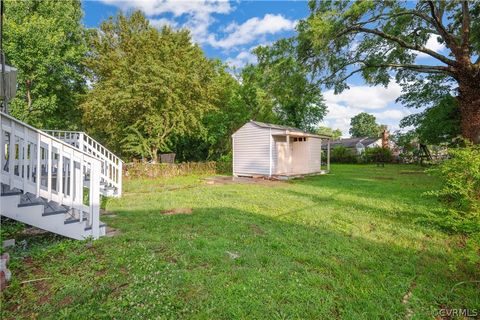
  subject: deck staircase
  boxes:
[0,111,123,240]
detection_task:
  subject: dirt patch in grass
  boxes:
[204,176,285,186]
[161,208,193,215]
[402,280,417,320]
[58,295,73,307]
[250,224,265,235]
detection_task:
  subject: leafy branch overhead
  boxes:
[298,0,480,143]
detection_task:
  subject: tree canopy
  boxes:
[316,126,342,140]
[4,0,87,129]
[349,112,380,138]
[252,39,327,131]
[298,0,480,143]
[82,11,220,161]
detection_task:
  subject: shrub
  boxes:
[426,145,480,266]
[125,162,219,179]
[364,147,393,163]
[426,145,480,233]
[330,146,357,163]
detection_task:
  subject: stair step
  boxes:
[42,201,69,216]
[64,215,88,225]
[18,192,47,207]
[1,183,22,196]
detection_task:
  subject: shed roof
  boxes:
[249,121,331,139]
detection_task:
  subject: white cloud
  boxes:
[100,0,232,43]
[149,17,177,29]
[207,14,296,49]
[323,82,402,110]
[225,50,257,69]
[321,83,405,136]
[416,34,446,58]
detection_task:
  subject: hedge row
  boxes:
[124,161,231,179]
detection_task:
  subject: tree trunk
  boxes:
[150,147,158,163]
[458,78,480,144]
[26,79,32,112]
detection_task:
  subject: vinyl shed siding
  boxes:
[233,122,272,176]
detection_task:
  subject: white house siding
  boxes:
[233,122,272,176]
[307,137,322,173]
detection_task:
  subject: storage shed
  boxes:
[232,121,331,178]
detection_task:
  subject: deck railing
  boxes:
[43,130,122,197]
[0,112,102,238]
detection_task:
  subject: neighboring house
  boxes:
[323,135,397,155]
[232,121,332,178]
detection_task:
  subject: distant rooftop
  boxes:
[326,137,380,148]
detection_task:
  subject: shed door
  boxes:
[276,142,289,174]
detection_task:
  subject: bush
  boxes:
[125,161,219,179]
[426,145,480,266]
[364,147,393,163]
[330,146,357,163]
[426,145,480,233]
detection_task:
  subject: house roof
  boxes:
[249,121,331,139]
[325,137,380,148]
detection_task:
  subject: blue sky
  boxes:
[81,0,446,136]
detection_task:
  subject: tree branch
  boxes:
[427,1,459,53]
[461,1,471,56]
[369,63,454,75]
[342,26,457,67]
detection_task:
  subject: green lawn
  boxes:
[1,164,479,319]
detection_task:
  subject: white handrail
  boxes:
[43,130,122,197]
[1,112,102,239]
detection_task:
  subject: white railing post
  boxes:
[7,122,14,187]
[118,160,123,196]
[46,141,52,201]
[89,160,100,239]
[58,147,64,202]
[36,136,41,195]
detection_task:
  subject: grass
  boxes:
[1,164,479,319]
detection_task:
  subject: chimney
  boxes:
[381,126,389,149]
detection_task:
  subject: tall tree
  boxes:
[316,126,342,140]
[252,39,327,131]
[298,1,480,143]
[83,11,219,161]
[4,0,87,129]
[349,112,380,137]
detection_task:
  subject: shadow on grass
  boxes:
[5,205,476,320]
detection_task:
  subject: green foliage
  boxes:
[330,146,356,163]
[364,147,393,163]
[83,11,219,161]
[426,145,480,234]
[4,0,87,129]
[316,126,342,140]
[298,1,480,142]
[252,39,327,131]
[400,95,461,145]
[349,112,380,138]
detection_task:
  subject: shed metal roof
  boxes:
[249,121,331,139]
